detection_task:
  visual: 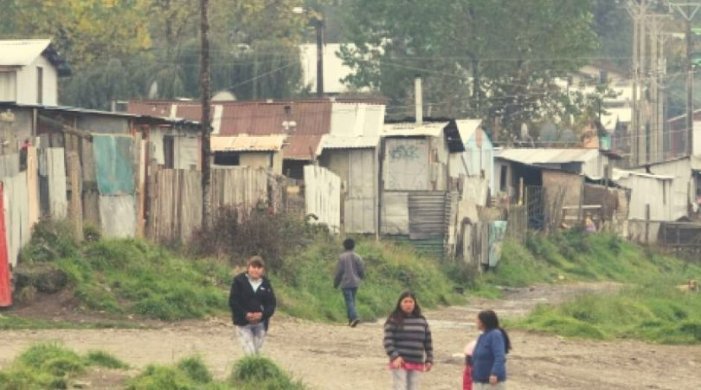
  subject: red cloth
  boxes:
[463,365,473,390]
[388,361,426,372]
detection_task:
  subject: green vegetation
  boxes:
[487,231,701,344]
[274,237,457,322]
[0,343,128,389]
[127,355,305,390]
[16,217,460,325]
[18,220,231,321]
[484,232,700,287]
[0,345,302,390]
[127,357,221,390]
[514,284,701,344]
[0,314,147,331]
[229,356,306,390]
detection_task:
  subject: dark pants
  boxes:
[342,287,358,321]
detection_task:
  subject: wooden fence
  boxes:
[147,167,283,243]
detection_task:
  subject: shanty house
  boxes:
[212,134,285,174]
[0,39,70,106]
[315,102,385,234]
[379,120,465,254]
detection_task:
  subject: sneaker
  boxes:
[350,319,360,328]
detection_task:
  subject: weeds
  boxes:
[0,343,128,389]
[230,356,306,390]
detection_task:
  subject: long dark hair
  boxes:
[385,291,423,325]
[478,310,512,354]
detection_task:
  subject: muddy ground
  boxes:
[1,282,699,389]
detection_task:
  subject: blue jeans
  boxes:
[342,287,358,321]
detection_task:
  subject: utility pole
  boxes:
[200,0,212,230]
[669,1,701,156]
[313,17,325,97]
[627,0,647,166]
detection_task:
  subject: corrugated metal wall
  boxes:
[408,192,447,240]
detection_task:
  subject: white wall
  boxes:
[329,103,385,137]
[694,120,701,157]
[0,71,17,101]
[616,175,673,221]
[16,56,58,105]
[633,158,694,219]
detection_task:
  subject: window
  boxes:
[499,165,508,192]
[37,67,43,104]
[163,135,174,169]
[214,152,240,166]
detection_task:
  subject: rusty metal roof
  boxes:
[127,99,391,160]
[211,135,286,152]
[218,100,332,136]
[284,134,324,160]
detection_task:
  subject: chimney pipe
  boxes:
[415,77,423,125]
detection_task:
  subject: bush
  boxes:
[85,351,129,369]
[190,207,323,269]
[20,219,79,263]
[230,356,306,390]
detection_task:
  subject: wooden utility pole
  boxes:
[313,18,325,97]
[669,2,701,156]
[200,0,212,230]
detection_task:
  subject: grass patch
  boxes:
[127,357,221,390]
[17,218,461,324]
[19,220,231,321]
[273,237,460,322]
[0,343,127,389]
[230,356,306,390]
[127,355,305,390]
[480,232,701,288]
[0,314,149,330]
[513,283,701,344]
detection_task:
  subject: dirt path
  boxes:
[1,282,700,389]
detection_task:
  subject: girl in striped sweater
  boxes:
[383,291,433,390]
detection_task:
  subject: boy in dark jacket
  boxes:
[334,238,365,327]
[228,256,276,355]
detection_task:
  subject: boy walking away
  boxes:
[334,238,365,327]
[228,256,276,355]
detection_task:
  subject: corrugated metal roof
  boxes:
[127,99,392,159]
[0,102,198,126]
[284,134,324,160]
[0,39,51,66]
[127,101,174,118]
[218,100,332,136]
[497,148,600,165]
[612,169,673,181]
[211,135,286,152]
[382,121,447,137]
[317,134,379,152]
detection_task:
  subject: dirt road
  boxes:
[1,283,699,389]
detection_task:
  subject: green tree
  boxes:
[340,0,600,139]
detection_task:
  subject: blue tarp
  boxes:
[93,135,135,195]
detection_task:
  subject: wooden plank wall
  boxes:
[147,167,272,243]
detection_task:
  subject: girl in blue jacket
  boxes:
[471,310,511,390]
